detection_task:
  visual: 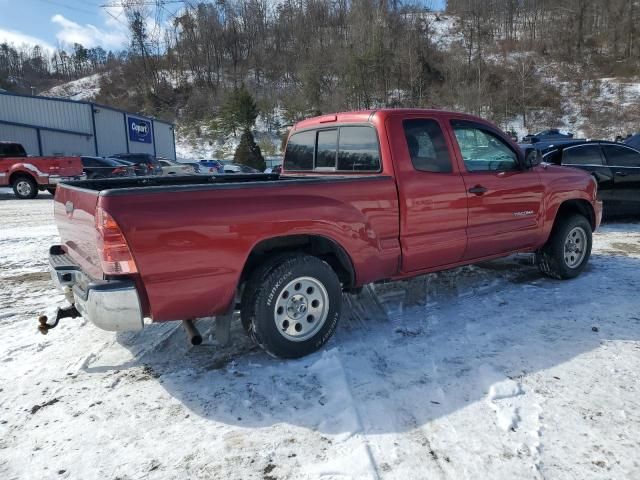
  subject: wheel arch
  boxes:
[554,199,596,231]
[9,170,36,185]
[240,234,356,290]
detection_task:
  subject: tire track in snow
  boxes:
[307,349,382,479]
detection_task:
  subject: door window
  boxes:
[601,145,640,168]
[81,157,99,167]
[452,124,519,172]
[402,119,452,173]
[562,145,604,165]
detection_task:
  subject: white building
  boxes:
[0,91,176,160]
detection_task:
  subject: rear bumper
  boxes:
[49,245,143,332]
[48,174,87,185]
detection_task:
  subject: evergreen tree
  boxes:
[234,128,266,172]
[220,85,259,134]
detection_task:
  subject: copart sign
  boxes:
[128,117,152,144]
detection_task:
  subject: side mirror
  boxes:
[524,147,543,169]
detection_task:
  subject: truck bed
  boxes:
[59,173,377,196]
[53,172,401,321]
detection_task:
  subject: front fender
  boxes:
[539,165,599,240]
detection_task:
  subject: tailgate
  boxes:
[52,156,83,177]
[54,184,103,280]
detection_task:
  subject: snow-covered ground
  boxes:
[0,188,639,479]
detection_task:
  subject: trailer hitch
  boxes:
[37,305,80,335]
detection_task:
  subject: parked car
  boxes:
[157,158,196,176]
[197,159,224,174]
[81,156,136,179]
[541,140,640,216]
[0,142,85,198]
[522,128,574,144]
[110,153,163,176]
[48,109,600,359]
[224,163,260,173]
[180,162,201,174]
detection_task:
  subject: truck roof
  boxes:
[292,108,486,131]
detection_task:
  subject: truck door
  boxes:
[449,119,544,259]
[600,144,640,215]
[389,116,468,272]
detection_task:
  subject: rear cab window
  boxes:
[284,125,380,172]
[0,143,27,157]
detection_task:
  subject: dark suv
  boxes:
[110,153,163,176]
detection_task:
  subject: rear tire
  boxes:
[537,214,592,279]
[241,254,342,358]
[12,176,37,199]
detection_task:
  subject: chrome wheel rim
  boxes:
[564,226,587,268]
[16,180,32,196]
[274,276,329,342]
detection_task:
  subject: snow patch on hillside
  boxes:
[39,73,103,101]
[175,111,284,161]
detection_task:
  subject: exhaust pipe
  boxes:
[182,319,202,346]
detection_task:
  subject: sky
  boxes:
[0,0,447,53]
[0,0,153,52]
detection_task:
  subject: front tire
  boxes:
[241,254,342,358]
[12,176,37,199]
[537,214,592,279]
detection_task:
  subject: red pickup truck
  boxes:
[0,142,85,199]
[47,109,602,358]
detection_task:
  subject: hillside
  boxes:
[27,5,640,158]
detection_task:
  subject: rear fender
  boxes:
[9,163,48,184]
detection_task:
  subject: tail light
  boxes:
[95,206,138,275]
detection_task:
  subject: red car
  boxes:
[0,142,85,199]
[48,109,601,358]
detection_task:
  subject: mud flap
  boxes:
[215,313,232,346]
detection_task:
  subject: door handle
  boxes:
[615,171,627,177]
[468,185,488,195]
